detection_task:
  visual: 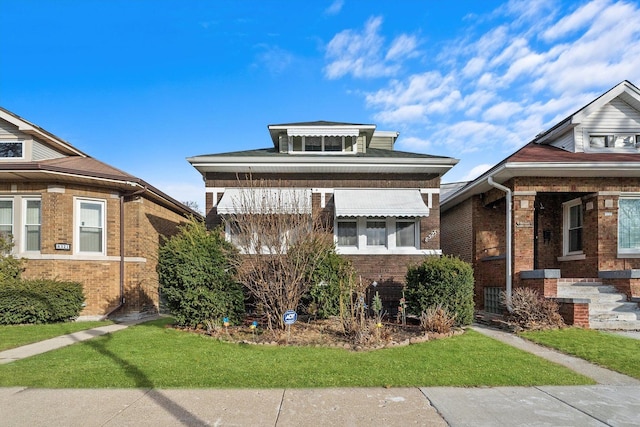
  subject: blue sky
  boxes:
[2,0,640,210]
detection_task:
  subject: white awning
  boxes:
[217,188,311,215]
[287,127,359,137]
[333,189,429,217]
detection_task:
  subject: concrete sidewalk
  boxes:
[1,385,639,426]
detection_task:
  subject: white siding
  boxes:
[0,120,25,139]
[575,97,640,152]
[549,129,575,152]
[32,139,66,160]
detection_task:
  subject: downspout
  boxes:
[106,185,147,319]
[487,176,513,312]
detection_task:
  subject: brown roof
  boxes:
[509,142,640,163]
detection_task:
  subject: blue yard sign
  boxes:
[283,310,297,325]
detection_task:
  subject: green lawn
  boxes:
[0,321,113,351]
[0,318,593,388]
[521,328,640,380]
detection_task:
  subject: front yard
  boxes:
[0,318,593,388]
[0,320,113,351]
[521,328,640,380]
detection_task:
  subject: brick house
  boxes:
[0,107,197,319]
[441,81,640,329]
[188,121,458,310]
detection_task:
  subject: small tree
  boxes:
[226,180,334,330]
[158,220,245,328]
[0,234,25,283]
[405,255,474,326]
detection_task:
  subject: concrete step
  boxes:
[589,301,640,312]
[557,291,627,303]
[557,284,617,294]
[590,319,640,330]
[591,310,640,322]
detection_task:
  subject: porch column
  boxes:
[513,191,536,285]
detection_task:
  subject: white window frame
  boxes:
[618,194,640,255]
[0,198,14,241]
[22,197,41,253]
[75,198,106,255]
[563,198,583,256]
[585,130,640,153]
[0,140,25,159]
[288,135,356,154]
[335,216,421,254]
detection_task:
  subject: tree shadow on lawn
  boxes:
[80,322,210,426]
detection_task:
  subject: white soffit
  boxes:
[334,189,429,217]
[287,127,359,137]
[217,188,311,214]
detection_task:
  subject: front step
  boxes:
[557,279,640,330]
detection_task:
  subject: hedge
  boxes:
[0,279,85,324]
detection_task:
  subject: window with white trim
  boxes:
[289,135,356,153]
[618,196,640,254]
[0,199,13,239]
[0,141,24,158]
[588,133,640,151]
[336,217,420,253]
[563,199,583,255]
[23,199,41,252]
[76,199,105,254]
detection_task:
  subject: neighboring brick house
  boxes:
[0,107,197,319]
[440,81,640,329]
[188,121,458,310]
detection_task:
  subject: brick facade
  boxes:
[17,183,188,317]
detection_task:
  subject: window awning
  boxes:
[333,189,429,217]
[287,127,359,137]
[217,188,311,215]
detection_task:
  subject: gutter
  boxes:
[487,176,513,312]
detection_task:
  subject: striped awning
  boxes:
[333,189,429,217]
[217,188,311,215]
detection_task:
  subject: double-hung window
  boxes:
[0,199,13,239]
[563,199,583,255]
[618,196,640,254]
[336,220,357,246]
[24,199,41,251]
[396,221,416,247]
[366,220,387,246]
[77,199,105,254]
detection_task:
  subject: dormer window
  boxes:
[0,141,24,158]
[289,135,355,153]
[589,134,640,150]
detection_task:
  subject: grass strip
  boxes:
[0,321,113,351]
[0,318,593,388]
[521,328,640,380]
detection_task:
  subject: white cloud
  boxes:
[396,135,432,152]
[324,16,418,79]
[253,44,294,74]
[324,0,344,16]
[482,101,523,122]
[460,163,493,182]
[542,0,609,41]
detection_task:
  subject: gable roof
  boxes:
[0,107,199,218]
[441,80,640,212]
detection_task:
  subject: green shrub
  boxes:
[405,256,474,326]
[303,249,354,318]
[0,280,85,324]
[158,220,245,328]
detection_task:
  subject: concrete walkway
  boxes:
[1,321,639,425]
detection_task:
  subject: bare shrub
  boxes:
[420,304,456,334]
[502,287,565,331]
[338,275,369,344]
[226,179,334,330]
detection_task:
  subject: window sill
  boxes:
[557,253,586,262]
[337,247,442,256]
[18,253,147,262]
[618,253,640,258]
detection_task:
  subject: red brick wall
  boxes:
[441,197,473,263]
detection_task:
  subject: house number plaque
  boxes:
[55,243,71,251]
